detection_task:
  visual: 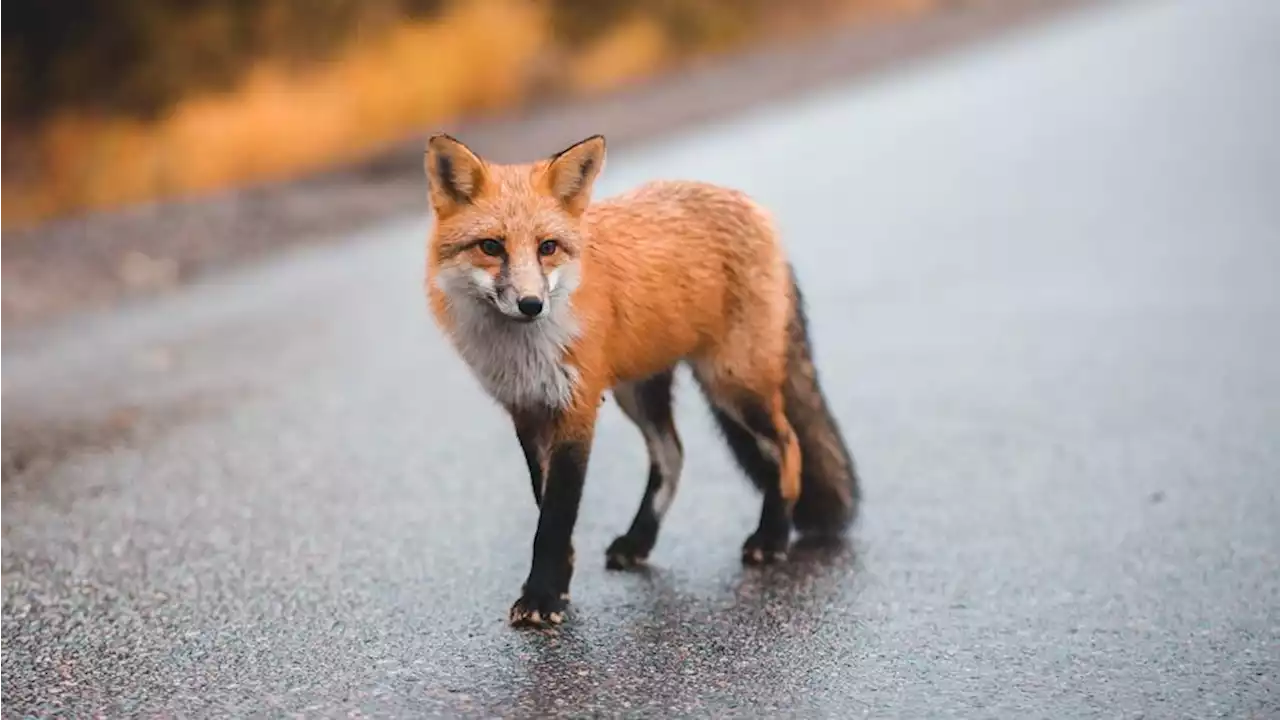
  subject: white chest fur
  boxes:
[445,299,581,410]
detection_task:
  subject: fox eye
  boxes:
[478,238,504,257]
[538,239,558,257]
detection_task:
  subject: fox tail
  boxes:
[783,267,861,536]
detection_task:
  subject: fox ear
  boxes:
[425,133,487,216]
[542,135,606,215]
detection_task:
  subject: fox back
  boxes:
[425,136,793,408]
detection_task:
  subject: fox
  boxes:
[423,133,859,628]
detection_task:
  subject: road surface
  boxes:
[4,0,1278,716]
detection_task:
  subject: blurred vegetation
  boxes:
[2,0,931,229]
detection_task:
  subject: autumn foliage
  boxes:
[2,0,931,229]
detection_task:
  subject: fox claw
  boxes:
[742,531,788,565]
[509,589,567,628]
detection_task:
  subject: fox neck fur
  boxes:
[435,261,583,411]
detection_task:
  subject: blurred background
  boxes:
[3,0,935,229]
[2,0,1074,328]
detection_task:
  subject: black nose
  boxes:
[516,296,543,317]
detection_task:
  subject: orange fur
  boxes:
[425,140,793,431]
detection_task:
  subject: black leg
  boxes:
[606,372,681,569]
[509,439,591,627]
[513,414,548,506]
[709,406,776,493]
[743,482,792,564]
[605,464,663,569]
[708,399,793,565]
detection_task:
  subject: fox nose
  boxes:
[516,296,544,317]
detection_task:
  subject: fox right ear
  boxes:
[425,134,486,216]
[542,134,606,215]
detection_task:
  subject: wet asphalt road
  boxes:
[4,0,1280,716]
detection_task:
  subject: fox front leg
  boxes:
[512,411,550,506]
[508,404,597,628]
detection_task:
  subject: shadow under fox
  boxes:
[423,133,859,628]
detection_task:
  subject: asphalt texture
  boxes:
[4,0,1279,716]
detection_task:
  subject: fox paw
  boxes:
[742,530,789,566]
[605,534,652,570]
[509,589,567,628]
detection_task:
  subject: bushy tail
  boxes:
[784,267,860,536]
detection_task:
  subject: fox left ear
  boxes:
[542,135,606,215]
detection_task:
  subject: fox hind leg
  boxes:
[697,368,800,565]
[606,370,682,570]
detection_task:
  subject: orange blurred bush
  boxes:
[2,0,932,229]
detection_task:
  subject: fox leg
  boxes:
[508,400,598,628]
[512,412,550,506]
[606,370,682,570]
[697,370,801,564]
[513,412,578,601]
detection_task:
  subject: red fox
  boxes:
[424,133,859,628]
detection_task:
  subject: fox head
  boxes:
[425,133,606,323]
